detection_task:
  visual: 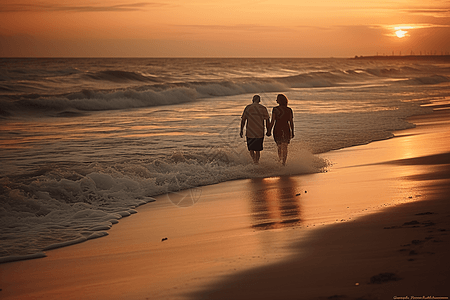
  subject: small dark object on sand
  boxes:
[296,193,301,196]
[415,212,434,216]
[384,225,401,229]
[403,220,420,226]
[305,190,307,193]
[162,237,168,242]
[369,272,401,284]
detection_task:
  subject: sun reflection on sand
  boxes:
[247,177,302,230]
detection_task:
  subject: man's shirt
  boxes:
[242,103,269,138]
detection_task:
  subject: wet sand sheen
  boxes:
[188,108,450,300]
[0,108,449,300]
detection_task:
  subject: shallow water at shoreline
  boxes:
[1,109,448,300]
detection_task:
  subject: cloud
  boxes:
[173,24,295,33]
[0,2,166,13]
[403,8,450,18]
[381,23,450,31]
[296,25,332,31]
[373,23,450,39]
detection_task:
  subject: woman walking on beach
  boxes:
[268,94,294,166]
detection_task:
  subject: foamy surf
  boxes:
[0,143,327,263]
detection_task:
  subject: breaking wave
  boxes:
[1,72,447,117]
[83,70,161,83]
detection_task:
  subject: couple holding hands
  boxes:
[240,94,294,165]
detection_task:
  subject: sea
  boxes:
[1,57,449,262]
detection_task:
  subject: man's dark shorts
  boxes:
[246,137,264,151]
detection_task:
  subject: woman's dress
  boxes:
[272,106,293,144]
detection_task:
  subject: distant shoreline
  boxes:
[353,54,450,60]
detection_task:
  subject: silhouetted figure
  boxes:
[240,95,270,164]
[268,94,294,166]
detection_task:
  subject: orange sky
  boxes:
[0,0,449,57]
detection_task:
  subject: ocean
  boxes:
[1,57,449,262]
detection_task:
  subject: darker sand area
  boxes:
[0,107,449,300]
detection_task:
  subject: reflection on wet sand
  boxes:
[248,176,302,230]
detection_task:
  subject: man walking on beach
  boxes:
[240,95,270,164]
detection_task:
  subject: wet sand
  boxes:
[0,107,449,300]
[189,108,450,300]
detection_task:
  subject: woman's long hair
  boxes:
[277,94,288,106]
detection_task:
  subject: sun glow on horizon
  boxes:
[395,29,407,38]
[393,25,414,38]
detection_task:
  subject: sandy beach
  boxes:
[1,105,449,300]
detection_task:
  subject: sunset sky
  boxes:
[1,0,449,57]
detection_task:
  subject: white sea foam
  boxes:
[0,142,327,262]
